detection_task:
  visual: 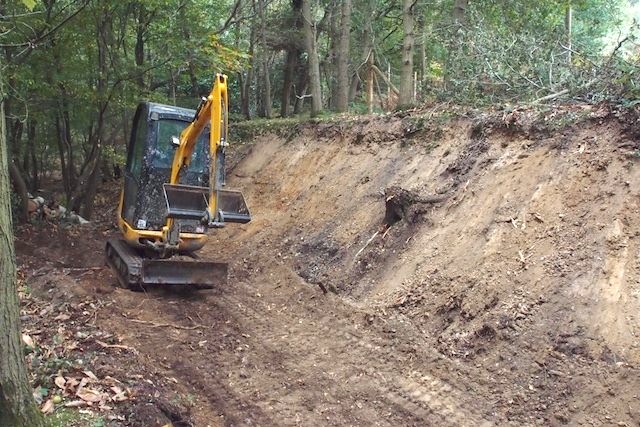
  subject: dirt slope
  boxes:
[18,104,640,426]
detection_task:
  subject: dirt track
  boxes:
[17,105,640,426]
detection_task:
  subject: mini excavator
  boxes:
[105,74,250,289]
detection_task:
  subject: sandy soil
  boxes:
[16,104,640,426]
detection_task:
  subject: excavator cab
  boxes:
[106,78,251,290]
[121,102,211,241]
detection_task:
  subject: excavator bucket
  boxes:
[163,183,251,224]
[163,184,209,221]
[217,189,251,224]
[106,239,227,289]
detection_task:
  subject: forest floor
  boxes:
[15,103,640,426]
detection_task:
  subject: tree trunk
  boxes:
[26,121,38,191]
[134,4,146,89]
[415,13,426,101]
[293,68,308,114]
[0,89,46,427]
[366,51,374,113]
[70,2,110,219]
[281,0,303,117]
[241,12,256,119]
[302,0,323,116]
[257,0,272,118]
[565,2,572,64]
[445,0,469,91]
[8,162,29,223]
[281,49,297,117]
[326,3,338,110]
[399,0,415,107]
[334,0,351,112]
[79,153,102,219]
[453,0,469,25]
[348,0,374,103]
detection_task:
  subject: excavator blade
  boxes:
[142,258,227,287]
[105,239,227,290]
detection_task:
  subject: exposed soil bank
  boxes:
[18,104,640,426]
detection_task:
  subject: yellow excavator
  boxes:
[105,74,250,289]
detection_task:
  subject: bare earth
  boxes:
[16,105,640,426]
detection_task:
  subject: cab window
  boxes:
[151,119,209,173]
[128,111,147,178]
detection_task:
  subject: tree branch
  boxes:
[0,0,88,50]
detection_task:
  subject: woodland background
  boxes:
[1,0,639,219]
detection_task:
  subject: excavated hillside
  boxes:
[16,103,640,426]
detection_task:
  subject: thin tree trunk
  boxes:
[399,0,416,107]
[0,87,46,427]
[281,0,302,117]
[8,162,28,223]
[134,5,146,89]
[241,14,256,119]
[565,2,572,64]
[326,2,338,110]
[257,0,272,118]
[293,70,308,114]
[79,153,101,219]
[334,0,351,112]
[453,0,468,25]
[26,121,38,191]
[415,13,426,101]
[372,64,399,95]
[71,3,109,218]
[54,115,69,194]
[302,0,323,116]
[445,0,469,90]
[281,49,298,117]
[348,0,374,103]
[366,51,374,113]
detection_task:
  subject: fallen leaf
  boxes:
[22,334,35,348]
[41,399,54,414]
[54,313,71,321]
[104,376,122,384]
[54,376,66,389]
[65,377,80,393]
[83,370,98,381]
[76,388,102,403]
[64,400,87,408]
[111,388,128,402]
[65,341,79,352]
[77,377,89,391]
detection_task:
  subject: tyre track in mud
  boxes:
[131,273,496,426]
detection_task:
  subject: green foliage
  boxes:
[21,0,36,11]
[0,0,639,195]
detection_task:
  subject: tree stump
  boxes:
[383,186,449,226]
